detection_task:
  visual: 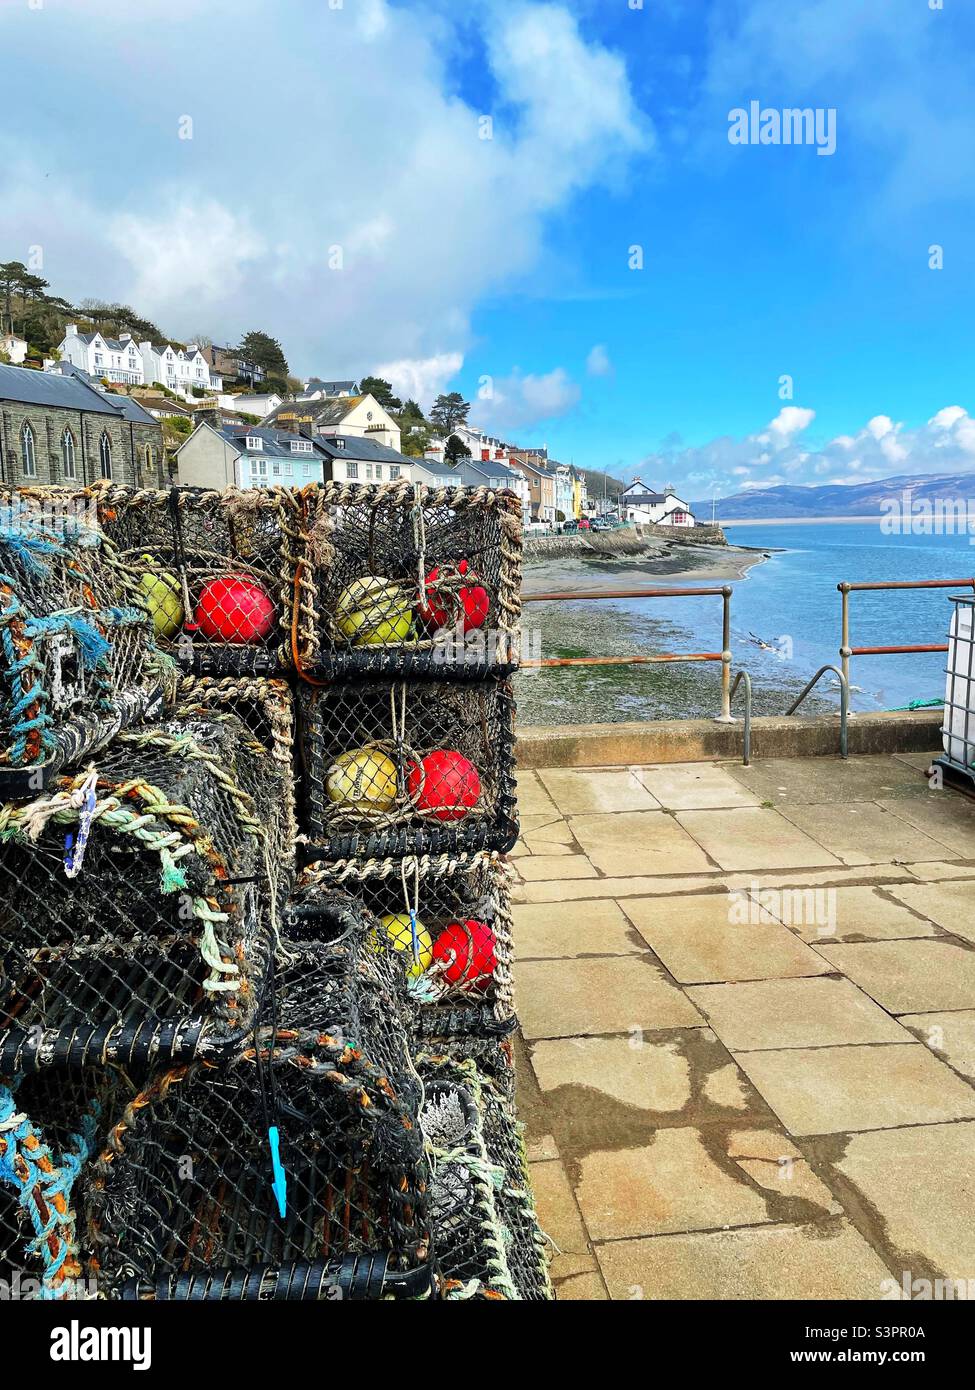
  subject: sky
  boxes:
[2,0,974,499]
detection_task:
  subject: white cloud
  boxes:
[586,344,613,377]
[641,405,975,500]
[371,353,465,407]
[474,367,581,434]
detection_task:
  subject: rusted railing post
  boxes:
[715,585,734,723]
[838,582,852,703]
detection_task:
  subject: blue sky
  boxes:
[2,0,973,497]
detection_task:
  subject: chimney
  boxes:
[120,333,131,344]
[65,324,78,337]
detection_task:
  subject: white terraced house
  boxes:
[58,326,221,396]
[58,325,145,385]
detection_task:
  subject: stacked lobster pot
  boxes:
[285,479,551,1297]
[0,478,551,1301]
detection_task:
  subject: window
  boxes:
[346,461,359,479]
[61,428,77,479]
[251,458,268,480]
[389,465,401,480]
[21,422,36,477]
[245,436,264,451]
[283,460,293,478]
[374,465,383,481]
[290,439,312,454]
[272,460,281,477]
[333,437,346,449]
[144,444,153,479]
[303,463,313,478]
[365,464,373,480]
[98,432,112,479]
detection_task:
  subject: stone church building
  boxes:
[0,363,164,489]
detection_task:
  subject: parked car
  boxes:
[578,517,591,530]
[562,519,579,532]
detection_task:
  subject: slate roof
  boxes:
[0,362,123,416]
[265,395,366,427]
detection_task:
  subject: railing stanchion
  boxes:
[716,585,734,723]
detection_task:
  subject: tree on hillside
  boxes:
[237,330,289,379]
[400,398,425,421]
[444,433,472,464]
[0,262,29,334]
[357,376,402,411]
[430,392,470,436]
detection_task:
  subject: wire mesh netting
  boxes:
[285,481,523,681]
[175,675,297,872]
[417,1054,552,1301]
[296,853,516,1042]
[84,897,432,1301]
[0,488,171,793]
[298,677,518,861]
[0,715,286,1074]
[95,484,291,677]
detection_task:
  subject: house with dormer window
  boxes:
[621,479,696,527]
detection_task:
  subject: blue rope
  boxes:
[0,1084,101,1299]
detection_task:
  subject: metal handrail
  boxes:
[521,584,734,720]
[729,670,753,765]
[838,577,975,696]
[786,664,850,758]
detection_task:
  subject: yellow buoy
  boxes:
[379,912,433,979]
[326,748,398,810]
[335,577,414,646]
[138,558,184,639]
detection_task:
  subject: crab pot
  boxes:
[85,919,432,1301]
[0,715,284,1075]
[298,678,517,861]
[95,484,291,677]
[288,481,523,681]
[176,675,296,872]
[296,852,515,1042]
[0,1068,122,1300]
[417,1055,552,1302]
[0,489,168,795]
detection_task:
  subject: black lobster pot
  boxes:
[95,483,292,677]
[417,1054,553,1301]
[175,674,297,872]
[84,898,433,1301]
[0,715,284,1074]
[0,488,169,795]
[297,677,518,861]
[295,852,516,1043]
[286,481,523,681]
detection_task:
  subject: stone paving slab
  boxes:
[878,795,975,858]
[621,892,831,983]
[816,938,975,1014]
[515,953,705,1040]
[516,854,599,882]
[763,885,938,943]
[636,763,764,809]
[595,1221,899,1301]
[513,863,920,904]
[733,1043,975,1135]
[526,1159,597,1282]
[676,808,842,871]
[537,767,660,814]
[826,1122,975,1283]
[686,976,911,1051]
[888,881,975,942]
[513,899,644,959]
[568,810,713,877]
[514,772,559,817]
[778,801,955,866]
[899,1011,975,1084]
[726,754,933,805]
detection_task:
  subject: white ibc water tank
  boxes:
[944,598,975,767]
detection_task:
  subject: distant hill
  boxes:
[695,472,975,521]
